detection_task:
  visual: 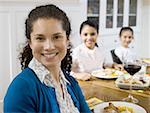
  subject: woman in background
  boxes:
[71,20,114,81]
[113,27,137,64]
[4,4,90,113]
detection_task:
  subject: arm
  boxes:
[113,63,124,71]
[71,53,91,81]
[71,72,91,81]
[103,51,114,68]
[103,49,123,70]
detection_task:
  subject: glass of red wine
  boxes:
[122,61,141,103]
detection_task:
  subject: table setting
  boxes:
[78,61,150,113]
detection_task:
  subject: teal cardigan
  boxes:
[4,68,91,113]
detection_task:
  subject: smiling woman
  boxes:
[71,20,114,81]
[29,18,68,73]
[4,4,91,113]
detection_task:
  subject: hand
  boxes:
[113,64,124,71]
[73,72,92,81]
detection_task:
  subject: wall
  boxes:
[141,0,150,57]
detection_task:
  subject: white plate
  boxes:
[94,101,147,113]
[91,69,124,79]
[115,75,150,89]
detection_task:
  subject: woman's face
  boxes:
[80,25,98,49]
[120,30,133,48]
[29,18,68,69]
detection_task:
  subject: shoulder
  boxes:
[115,46,125,54]
[4,68,39,112]
[15,68,38,84]
[72,44,84,59]
[73,44,84,53]
[115,46,126,52]
[6,68,39,94]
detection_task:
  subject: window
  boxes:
[87,0,99,24]
[129,0,137,26]
[117,0,124,27]
[106,0,113,28]
[87,0,138,30]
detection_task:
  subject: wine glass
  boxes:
[122,60,141,103]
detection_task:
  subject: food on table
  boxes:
[145,73,150,76]
[142,58,150,64]
[104,68,124,76]
[115,74,150,89]
[103,102,119,113]
[119,76,147,85]
[103,102,134,113]
[92,68,124,78]
[146,65,150,74]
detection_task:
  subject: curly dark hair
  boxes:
[19,4,72,73]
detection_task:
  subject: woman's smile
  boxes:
[42,52,58,59]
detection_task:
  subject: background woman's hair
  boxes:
[79,20,99,34]
[19,4,72,73]
[119,27,134,37]
[79,20,99,47]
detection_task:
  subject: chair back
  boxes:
[110,49,122,64]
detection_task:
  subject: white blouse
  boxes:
[72,44,113,73]
[114,46,137,63]
[29,58,79,113]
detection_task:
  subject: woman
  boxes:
[113,27,137,64]
[4,4,91,113]
[71,20,114,80]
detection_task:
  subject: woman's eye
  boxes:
[128,36,132,39]
[36,37,44,41]
[54,35,63,40]
[84,33,88,36]
[91,33,95,36]
[55,36,60,39]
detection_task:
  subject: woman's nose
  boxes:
[87,34,92,39]
[126,37,131,41]
[44,40,55,50]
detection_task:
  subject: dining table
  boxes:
[78,77,150,113]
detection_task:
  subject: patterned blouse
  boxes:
[29,58,79,113]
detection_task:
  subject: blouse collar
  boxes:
[28,58,70,87]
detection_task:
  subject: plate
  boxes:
[91,69,124,79]
[86,97,103,110]
[142,58,150,64]
[115,74,150,89]
[94,101,147,113]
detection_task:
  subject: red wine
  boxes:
[124,64,141,75]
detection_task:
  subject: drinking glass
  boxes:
[122,60,141,103]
